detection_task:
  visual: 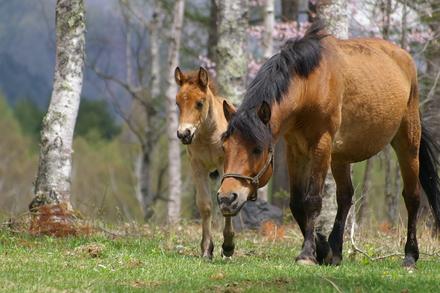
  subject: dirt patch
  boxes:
[204,277,295,293]
[74,243,106,258]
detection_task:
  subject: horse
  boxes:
[218,21,440,268]
[174,67,236,259]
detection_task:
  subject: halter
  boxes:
[221,147,274,201]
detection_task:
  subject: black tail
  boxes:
[419,120,440,226]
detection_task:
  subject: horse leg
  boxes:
[391,116,421,268]
[328,162,354,265]
[286,145,308,236]
[191,161,214,259]
[289,136,332,265]
[221,216,235,258]
[289,173,332,265]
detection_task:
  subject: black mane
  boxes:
[224,21,327,147]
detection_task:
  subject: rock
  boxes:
[232,198,283,232]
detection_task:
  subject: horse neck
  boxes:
[197,91,224,142]
[269,84,303,143]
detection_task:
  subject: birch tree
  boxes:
[316,0,348,39]
[315,0,348,235]
[165,0,184,224]
[262,0,274,62]
[29,0,86,211]
[215,0,249,105]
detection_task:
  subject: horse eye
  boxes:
[221,146,225,153]
[196,101,204,107]
[252,147,263,155]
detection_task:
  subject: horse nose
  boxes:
[217,192,238,205]
[177,129,190,140]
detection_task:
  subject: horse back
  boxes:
[312,36,418,163]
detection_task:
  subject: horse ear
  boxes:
[258,101,271,125]
[223,100,235,122]
[198,67,209,88]
[174,67,184,86]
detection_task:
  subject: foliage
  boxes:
[12,97,45,150]
[75,98,121,142]
[0,93,38,216]
[0,221,439,292]
[71,136,142,223]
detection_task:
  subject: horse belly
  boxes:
[331,106,407,163]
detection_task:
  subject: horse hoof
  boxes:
[401,257,418,270]
[221,249,234,259]
[315,233,332,265]
[202,253,213,260]
[296,255,318,266]
[331,255,342,266]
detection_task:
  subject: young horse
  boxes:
[174,67,236,259]
[218,21,440,268]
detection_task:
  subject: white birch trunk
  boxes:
[150,0,161,100]
[215,0,249,105]
[262,0,275,61]
[316,0,348,39]
[30,0,86,210]
[165,0,184,224]
[316,0,347,234]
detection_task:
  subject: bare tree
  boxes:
[30,0,86,211]
[89,0,164,220]
[215,0,249,105]
[165,0,184,224]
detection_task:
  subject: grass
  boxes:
[0,219,439,293]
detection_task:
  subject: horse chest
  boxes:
[187,142,224,170]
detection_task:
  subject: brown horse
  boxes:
[218,21,440,268]
[174,67,236,259]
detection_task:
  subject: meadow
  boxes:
[1,218,439,293]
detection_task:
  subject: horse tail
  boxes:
[419,120,440,226]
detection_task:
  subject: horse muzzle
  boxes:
[177,128,195,145]
[216,189,247,216]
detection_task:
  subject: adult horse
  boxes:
[174,67,236,259]
[218,21,440,268]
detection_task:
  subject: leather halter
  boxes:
[221,147,274,201]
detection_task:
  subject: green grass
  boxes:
[0,221,439,293]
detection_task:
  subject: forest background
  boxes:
[0,0,439,228]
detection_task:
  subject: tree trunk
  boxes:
[214,0,249,105]
[207,0,218,61]
[136,146,155,219]
[165,0,184,224]
[358,158,374,226]
[281,0,298,22]
[262,0,275,61]
[315,0,347,235]
[137,0,162,220]
[316,0,348,39]
[384,145,398,226]
[150,0,161,100]
[30,0,86,211]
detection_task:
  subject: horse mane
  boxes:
[184,70,219,96]
[224,21,327,147]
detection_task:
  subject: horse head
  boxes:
[174,67,213,145]
[217,101,274,216]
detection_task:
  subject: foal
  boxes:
[174,67,236,259]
